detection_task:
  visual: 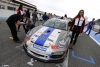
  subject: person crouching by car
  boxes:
[69,9,85,49]
[6,14,27,43]
[25,20,35,33]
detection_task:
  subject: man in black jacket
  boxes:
[6,14,27,43]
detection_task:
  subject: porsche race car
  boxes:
[23,18,71,63]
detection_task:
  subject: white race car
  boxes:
[23,18,71,63]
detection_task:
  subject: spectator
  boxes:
[26,9,30,19]
[60,16,64,19]
[32,10,38,25]
[84,18,95,35]
[63,14,67,20]
[42,12,48,24]
[48,13,52,19]
[52,14,57,18]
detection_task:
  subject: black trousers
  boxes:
[70,31,80,45]
[95,31,100,35]
[7,23,19,41]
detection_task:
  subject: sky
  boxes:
[24,0,100,21]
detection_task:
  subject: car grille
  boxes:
[51,54,64,58]
[30,50,49,58]
[31,50,44,57]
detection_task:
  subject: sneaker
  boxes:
[13,40,22,43]
[79,33,82,36]
[16,40,22,43]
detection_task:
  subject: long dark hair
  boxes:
[72,9,84,22]
[17,4,23,10]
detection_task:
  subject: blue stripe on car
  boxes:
[35,27,55,46]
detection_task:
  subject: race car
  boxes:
[23,18,71,63]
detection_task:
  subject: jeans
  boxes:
[85,28,92,35]
[42,20,46,24]
[33,19,36,25]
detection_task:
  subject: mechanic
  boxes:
[6,14,27,43]
[69,9,85,49]
[84,18,95,35]
[25,20,35,33]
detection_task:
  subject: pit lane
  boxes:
[0,21,100,67]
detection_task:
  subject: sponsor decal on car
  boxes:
[37,31,47,34]
[33,44,47,51]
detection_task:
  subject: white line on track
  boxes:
[15,44,24,51]
[55,50,69,67]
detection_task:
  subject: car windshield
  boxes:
[43,19,68,31]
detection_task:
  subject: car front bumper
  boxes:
[23,45,68,63]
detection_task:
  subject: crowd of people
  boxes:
[6,4,99,50]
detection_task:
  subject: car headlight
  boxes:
[59,39,66,47]
[51,51,64,55]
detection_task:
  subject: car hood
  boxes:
[29,26,68,48]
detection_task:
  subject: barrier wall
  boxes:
[0,9,16,22]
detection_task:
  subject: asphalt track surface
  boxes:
[0,21,100,67]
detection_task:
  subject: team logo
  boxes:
[37,31,47,34]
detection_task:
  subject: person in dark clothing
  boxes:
[42,12,48,24]
[26,9,30,19]
[84,18,95,35]
[69,9,85,49]
[25,20,35,33]
[60,16,64,19]
[95,28,100,35]
[6,14,27,43]
[32,10,38,25]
